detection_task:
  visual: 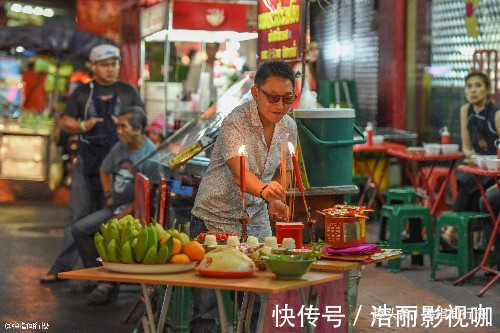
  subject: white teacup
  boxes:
[441,144,459,154]
[485,158,500,171]
[423,143,441,156]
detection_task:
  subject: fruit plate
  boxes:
[98,258,197,274]
[195,267,257,278]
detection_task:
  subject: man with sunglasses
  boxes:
[190,60,297,332]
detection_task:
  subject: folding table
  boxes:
[386,148,465,216]
[353,142,406,209]
[59,267,342,333]
[453,165,500,297]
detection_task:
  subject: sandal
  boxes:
[39,273,59,283]
[87,283,119,305]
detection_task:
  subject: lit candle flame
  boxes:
[238,145,246,155]
[287,141,295,155]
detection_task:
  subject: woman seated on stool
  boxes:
[442,72,500,247]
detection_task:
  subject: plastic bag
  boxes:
[297,79,318,109]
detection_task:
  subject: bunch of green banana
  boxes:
[94,215,177,265]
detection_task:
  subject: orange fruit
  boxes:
[170,254,190,264]
[159,234,171,246]
[172,238,182,255]
[184,241,205,261]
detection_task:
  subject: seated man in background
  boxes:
[71,106,160,305]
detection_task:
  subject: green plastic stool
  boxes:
[386,187,417,205]
[431,212,491,284]
[379,204,433,272]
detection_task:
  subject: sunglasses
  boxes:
[256,85,296,105]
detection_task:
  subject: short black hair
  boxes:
[465,71,491,90]
[206,42,219,50]
[254,60,295,89]
[120,106,147,133]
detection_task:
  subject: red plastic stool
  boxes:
[419,167,458,215]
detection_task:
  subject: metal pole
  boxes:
[163,0,173,139]
[301,0,310,91]
[140,40,146,102]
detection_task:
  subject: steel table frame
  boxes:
[353,142,406,209]
[59,268,341,333]
[453,165,500,297]
[387,149,465,216]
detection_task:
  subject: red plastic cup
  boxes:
[275,222,304,249]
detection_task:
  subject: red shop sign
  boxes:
[172,0,256,32]
[257,0,303,62]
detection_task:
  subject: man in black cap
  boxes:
[40,44,144,283]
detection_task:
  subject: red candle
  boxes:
[288,142,304,193]
[238,145,246,193]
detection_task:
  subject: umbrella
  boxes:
[0,26,115,58]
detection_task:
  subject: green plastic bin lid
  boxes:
[292,108,355,119]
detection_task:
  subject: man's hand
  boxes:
[262,181,286,202]
[106,197,113,207]
[82,117,104,131]
[268,200,289,221]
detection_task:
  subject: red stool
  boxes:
[419,167,458,215]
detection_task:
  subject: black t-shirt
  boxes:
[64,81,144,120]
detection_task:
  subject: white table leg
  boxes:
[299,287,319,333]
[141,316,151,333]
[236,292,249,333]
[244,293,255,333]
[157,285,173,333]
[141,283,156,333]
[215,289,233,333]
[256,293,269,333]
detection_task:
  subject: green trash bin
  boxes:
[293,108,365,187]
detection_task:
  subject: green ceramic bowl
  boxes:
[263,255,315,280]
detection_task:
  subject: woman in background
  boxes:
[453,71,500,213]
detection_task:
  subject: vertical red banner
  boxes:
[257,0,303,62]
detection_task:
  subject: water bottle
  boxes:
[364,122,373,145]
[440,126,451,144]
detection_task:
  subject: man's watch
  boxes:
[79,120,87,133]
[104,191,112,199]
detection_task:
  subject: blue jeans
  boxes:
[189,215,260,332]
[49,161,105,274]
[190,215,218,333]
[72,207,115,268]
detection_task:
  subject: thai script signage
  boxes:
[257,0,303,62]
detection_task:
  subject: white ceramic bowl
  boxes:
[485,158,500,171]
[474,155,497,169]
[372,135,384,145]
[424,143,441,156]
[441,144,459,154]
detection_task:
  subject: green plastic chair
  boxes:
[431,212,492,284]
[386,187,417,205]
[379,204,434,272]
